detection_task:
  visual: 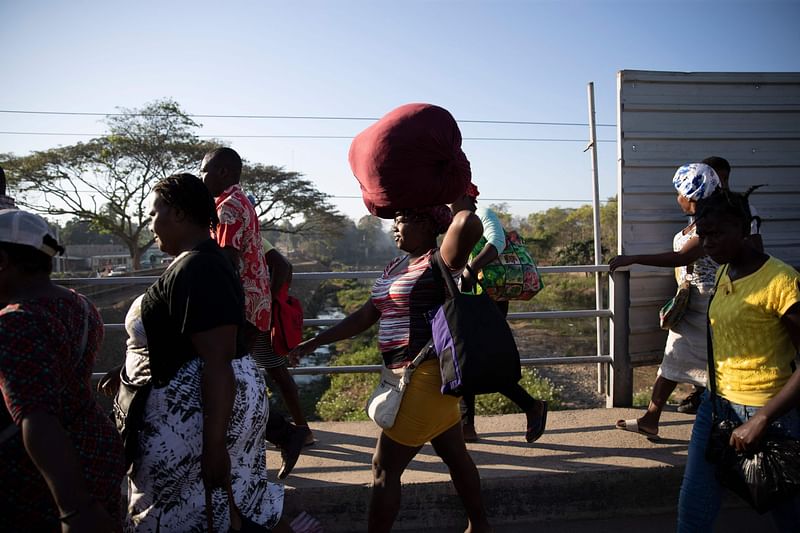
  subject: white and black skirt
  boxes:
[126,356,283,532]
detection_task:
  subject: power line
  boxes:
[0,131,615,143]
[19,189,616,204]
[0,109,617,127]
[331,195,616,203]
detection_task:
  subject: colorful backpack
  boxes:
[271,283,304,356]
[474,230,544,301]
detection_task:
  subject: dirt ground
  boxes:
[528,364,697,410]
[511,323,696,410]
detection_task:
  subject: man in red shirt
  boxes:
[201,148,271,345]
[201,147,308,478]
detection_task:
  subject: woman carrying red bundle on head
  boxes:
[291,103,492,533]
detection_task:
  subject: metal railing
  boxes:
[63,265,633,406]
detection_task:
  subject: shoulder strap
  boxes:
[401,339,433,385]
[706,264,728,418]
[431,250,460,300]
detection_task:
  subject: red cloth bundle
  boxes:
[348,103,471,219]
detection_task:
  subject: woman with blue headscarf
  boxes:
[609,163,721,439]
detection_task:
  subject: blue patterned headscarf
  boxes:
[672,163,721,201]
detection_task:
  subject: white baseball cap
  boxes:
[0,209,60,257]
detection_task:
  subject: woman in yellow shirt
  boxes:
[677,187,800,531]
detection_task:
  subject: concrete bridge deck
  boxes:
[269,408,776,532]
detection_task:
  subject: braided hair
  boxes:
[695,185,764,235]
[153,173,219,232]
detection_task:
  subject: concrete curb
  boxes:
[272,409,765,531]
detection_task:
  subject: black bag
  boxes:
[704,265,800,513]
[111,367,152,471]
[706,416,800,514]
[429,250,521,396]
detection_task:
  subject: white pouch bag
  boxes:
[366,341,431,429]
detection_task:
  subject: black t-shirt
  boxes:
[141,238,245,388]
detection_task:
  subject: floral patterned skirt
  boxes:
[126,356,283,532]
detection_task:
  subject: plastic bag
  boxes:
[738,439,800,513]
[706,419,800,514]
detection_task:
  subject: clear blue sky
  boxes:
[2,0,798,222]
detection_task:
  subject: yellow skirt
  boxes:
[383,359,461,447]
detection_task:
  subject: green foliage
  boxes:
[554,239,608,268]
[514,273,598,311]
[474,368,563,413]
[335,282,372,315]
[316,346,563,421]
[316,346,382,421]
[632,388,679,408]
[61,217,120,245]
[285,215,396,270]
[521,198,617,265]
[631,389,652,408]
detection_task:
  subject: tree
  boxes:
[1,99,215,268]
[242,163,345,236]
[327,215,395,269]
[60,217,120,245]
[523,197,617,265]
[2,99,342,270]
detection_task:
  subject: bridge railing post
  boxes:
[607,270,632,407]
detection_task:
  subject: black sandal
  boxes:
[525,400,548,443]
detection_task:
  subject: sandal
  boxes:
[615,418,660,441]
[525,400,548,443]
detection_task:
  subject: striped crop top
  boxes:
[371,249,461,368]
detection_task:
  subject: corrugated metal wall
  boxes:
[617,70,800,364]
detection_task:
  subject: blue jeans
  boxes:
[677,392,800,532]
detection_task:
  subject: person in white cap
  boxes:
[0,209,125,530]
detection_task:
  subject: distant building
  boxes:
[56,243,168,274]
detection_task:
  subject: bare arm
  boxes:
[193,324,238,489]
[462,243,499,293]
[609,235,704,271]
[288,299,380,364]
[265,248,292,295]
[731,302,800,452]
[22,411,116,531]
[439,210,484,271]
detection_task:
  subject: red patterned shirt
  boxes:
[212,184,271,331]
